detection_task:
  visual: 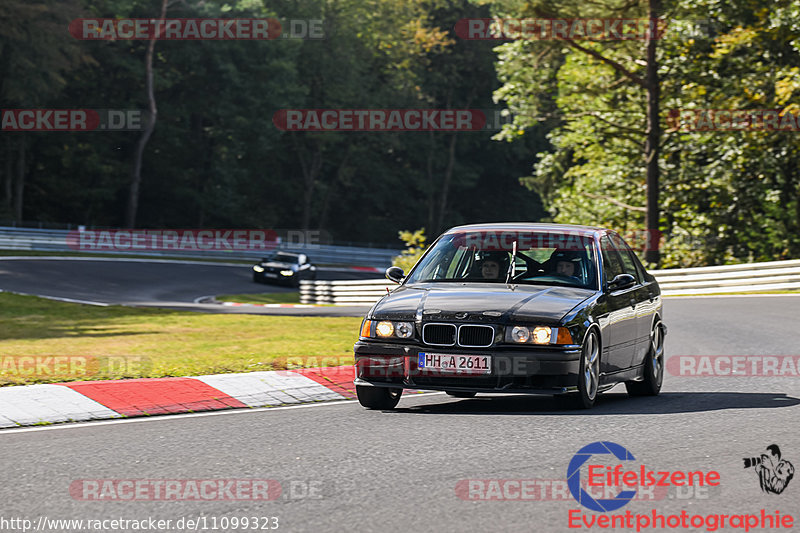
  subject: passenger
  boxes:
[481,259,500,280]
[474,251,509,281]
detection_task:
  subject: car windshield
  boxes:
[271,253,300,263]
[405,229,598,289]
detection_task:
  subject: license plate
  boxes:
[418,353,491,375]
[264,273,278,278]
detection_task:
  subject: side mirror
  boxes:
[385,266,405,284]
[608,273,636,291]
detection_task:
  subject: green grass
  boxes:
[216,292,301,304]
[0,292,359,386]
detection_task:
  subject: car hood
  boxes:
[371,283,595,323]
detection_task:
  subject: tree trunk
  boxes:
[644,0,662,265]
[317,146,351,230]
[292,134,323,231]
[125,0,168,228]
[434,133,458,233]
[3,141,12,213]
[425,131,436,232]
[13,135,26,222]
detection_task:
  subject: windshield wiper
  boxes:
[505,240,517,289]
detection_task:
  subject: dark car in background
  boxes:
[354,223,666,410]
[252,252,317,287]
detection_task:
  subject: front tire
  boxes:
[560,329,600,409]
[626,323,664,396]
[356,385,402,410]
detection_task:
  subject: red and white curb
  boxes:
[0,366,362,428]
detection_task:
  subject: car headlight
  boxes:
[360,320,415,339]
[376,321,394,337]
[280,270,294,276]
[532,326,552,344]
[253,265,264,272]
[506,325,573,345]
[511,326,530,343]
[395,322,414,338]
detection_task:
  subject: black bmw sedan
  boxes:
[354,223,666,410]
[252,252,317,287]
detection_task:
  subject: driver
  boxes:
[548,250,583,282]
[556,259,576,278]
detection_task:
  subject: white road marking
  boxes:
[0,256,248,267]
[7,292,110,306]
[0,392,445,434]
[665,293,800,299]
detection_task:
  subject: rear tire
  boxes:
[626,323,664,396]
[356,385,402,410]
[446,391,477,398]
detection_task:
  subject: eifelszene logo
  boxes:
[743,444,795,495]
[567,441,721,512]
[568,441,638,512]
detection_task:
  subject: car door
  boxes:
[598,235,638,373]
[610,233,653,368]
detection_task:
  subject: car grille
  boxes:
[458,325,494,348]
[422,323,456,346]
[422,323,495,347]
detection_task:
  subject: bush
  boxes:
[392,228,427,273]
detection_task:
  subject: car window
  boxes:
[274,253,299,263]
[445,247,472,278]
[600,235,625,285]
[405,230,598,289]
[610,234,641,283]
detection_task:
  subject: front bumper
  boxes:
[255,270,295,285]
[354,340,581,394]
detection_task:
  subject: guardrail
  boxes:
[0,226,401,268]
[299,259,800,304]
[651,259,800,295]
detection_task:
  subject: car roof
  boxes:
[444,222,606,238]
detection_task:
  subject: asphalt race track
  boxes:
[0,257,378,316]
[1,295,799,532]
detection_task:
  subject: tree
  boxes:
[492,0,665,262]
[125,0,168,228]
[0,0,91,221]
